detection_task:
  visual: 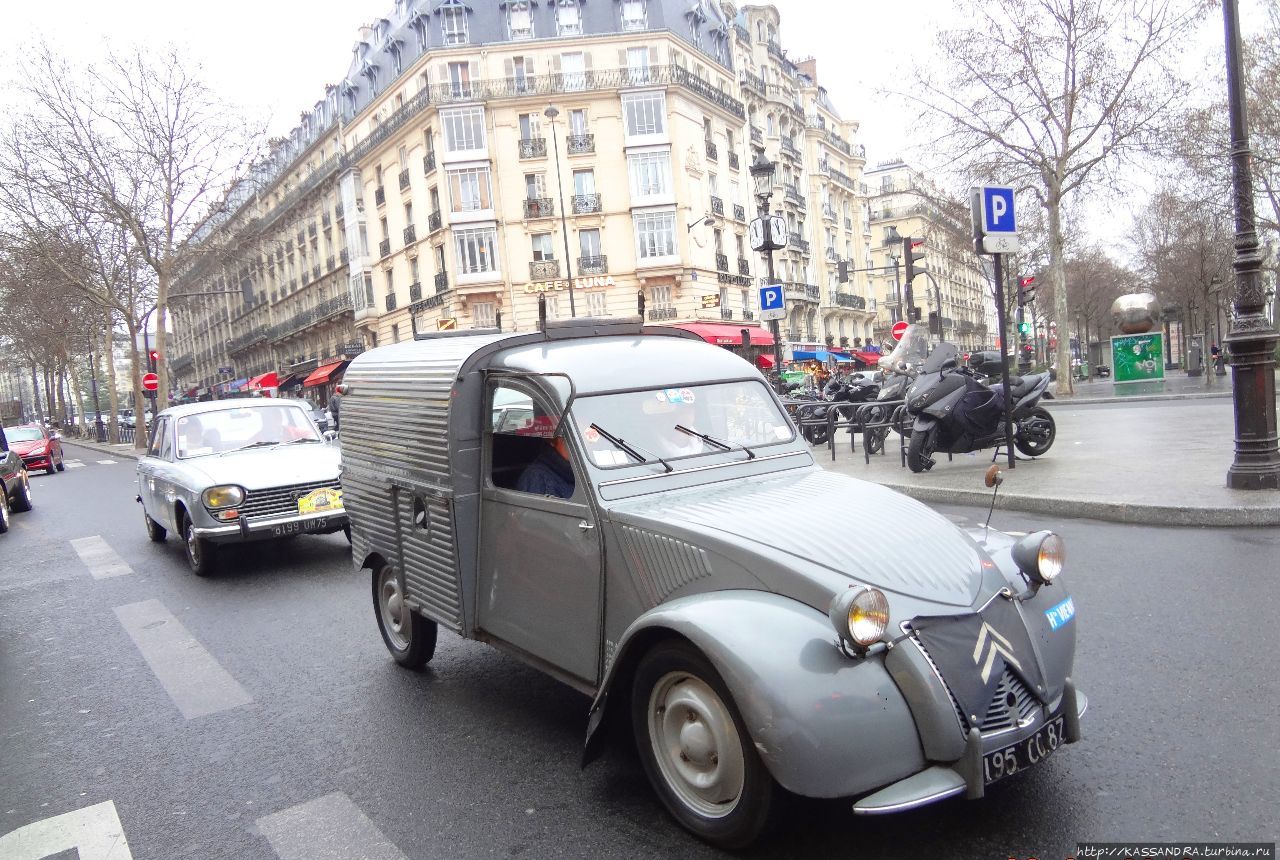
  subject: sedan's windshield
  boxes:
[5,427,44,442]
[571,380,793,468]
[175,404,319,458]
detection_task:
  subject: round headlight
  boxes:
[828,586,891,650]
[202,485,245,509]
[1036,533,1065,583]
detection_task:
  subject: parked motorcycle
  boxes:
[861,326,931,454]
[904,342,1056,473]
[801,376,881,446]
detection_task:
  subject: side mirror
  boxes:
[323,430,338,443]
[51,432,61,440]
[984,464,1003,488]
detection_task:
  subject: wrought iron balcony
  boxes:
[326,255,335,271]
[578,255,608,274]
[728,152,740,170]
[398,168,411,191]
[715,253,729,272]
[737,258,750,275]
[829,292,867,310]
[710,196,724,216]
[385,293,397,312]
[743,309,755,320]
[322,212,331,228]
[340,248,349,264]
[308,222,318,237]
[378,238,391,258]
[423,151,436,174]
[648,306,678,321]
[335,202,344,220]
[519,137,547,159]
[733,204,746,221]
[403,224,416,245]
[524,197,554,218]
[375,186,386,207]
[409,282,422,302]
[311,264,321,281]
[566,133,594,154]
[786,328,800,341]
[750,125,763,144]
[823,205,837,221]
[705,140,718,161]
[781,138,801,160]
[721,308,734,320]
[434,272,448,292]
[428,210,442,233]
[572,193,602,214]
[789,233,810,253]
[717,272,752,286]
[530,259,561,280]
[784,184,804,205]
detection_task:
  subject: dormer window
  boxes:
[557,0,582,37]
[621,0,646,30]
[440,2,468,46]
[508,1,534,40]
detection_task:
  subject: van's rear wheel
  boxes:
[631,641,776,850]
[373,563,437,669]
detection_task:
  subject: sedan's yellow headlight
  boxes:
[828,586,890,651]
[202,485,245,509]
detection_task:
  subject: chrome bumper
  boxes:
[193,507,348,543]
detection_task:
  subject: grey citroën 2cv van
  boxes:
[339,318,1085,849]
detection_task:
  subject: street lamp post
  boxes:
[88,342,105,443]
[543,105,576,318]
[749,154,785,384]
[1222,0,1280,489]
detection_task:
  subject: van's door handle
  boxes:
[578,521,595,531]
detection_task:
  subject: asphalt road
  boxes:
[1,447,1276,859]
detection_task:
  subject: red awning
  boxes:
[853,350,884,366]
[670,322,777,347]
[247,371,279,390]
[303,361,347,388]
[756,354,776,369]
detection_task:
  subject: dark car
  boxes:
[5,423,65,474]
[0,426,35,534]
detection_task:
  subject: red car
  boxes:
[6,424,65,474]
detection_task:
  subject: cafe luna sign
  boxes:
[525,275,617,294]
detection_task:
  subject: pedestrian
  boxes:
[328,384,342,432]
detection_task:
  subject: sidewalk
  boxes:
[817,397,1280,526]
[62,437,144,462]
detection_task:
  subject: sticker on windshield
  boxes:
[662,388,695,404]
[774,425,790,439]
[593,449,630,466]
[584,426,600,443]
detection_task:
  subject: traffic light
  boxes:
[928,311,941,335]
[1018,320,1032,335]
[837,260,849,283]
[910,305,923,323]
[1018,276,1036,306]
[902,237,926,284]
[148,349,159,371]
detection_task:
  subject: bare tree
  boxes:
[911,0,1208,395]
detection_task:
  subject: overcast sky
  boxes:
[3,0,1268,240]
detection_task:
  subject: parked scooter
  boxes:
[801,375,881,445]
[903,342,1056,473]
[861,326,931,454]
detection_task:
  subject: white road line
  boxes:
[256,793,407,860]
[96,459,118,465]
[0,800,133,859]
[65,462,86,469]
[113,599,253,720]
[70,536,133,580]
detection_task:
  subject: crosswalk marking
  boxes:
[65,461,86,469]
[70,536,133,580]
[114,599,254,720]
[256,793,407,860]
[0,800,133,859]
[96,459,118,465]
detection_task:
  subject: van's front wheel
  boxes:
[373,563,437,669]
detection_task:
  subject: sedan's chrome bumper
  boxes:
[193,508,348,543]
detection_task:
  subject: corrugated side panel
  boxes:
[396,491,463,633]
[617,525,714,608]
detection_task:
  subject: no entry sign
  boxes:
[892,321,909,341]
[141,372,159,392]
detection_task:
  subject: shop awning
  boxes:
[247,371,278,390]
[184,387,199,397]
[228,377,248,391]
[669,322,776,347]
[792,350,828,362]
[756,354,776,369]
[853,350,884,366]
[303,360,349,388]
[276,372,306,392]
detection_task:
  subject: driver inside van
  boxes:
[514,414,575,499]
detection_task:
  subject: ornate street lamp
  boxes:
[748,154,785,379]
[544,105,576,317]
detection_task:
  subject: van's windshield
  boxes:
[570,380,793,468]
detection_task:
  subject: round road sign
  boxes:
[141,372,159,392]
[891,321,909,341]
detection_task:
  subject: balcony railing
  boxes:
[740,72,766,97]
[579,254,608,274]
[385,293,397,312]
[403,224,416,245]
[789,233,810,253]
[322,212,331,228]
[750,125,763,144]
[423,151,436,174]
[781,138,801,160]
[829,292,867,310]
[721,308,734,320]
[524,197,554,218]
[375,186,386,207]
[398,168,411,191]
[409,282,422,302]
[743,309,755,320]
[710,196,724,216]
[728,152,740,170]
[340,248,349,264]
[705,140,718,161]
[784,282,821,302]
[715,253,729,272]
[648,306,678,321]
[737,258,750,275]
[326,255,335,271]
[519,137,547,159]
[428,210,442,233]
[435,272,448,292]
[784,184,804,205]
[566,133,594,154]
[572,193,602,214]
[335,202,344,220]
[311,264,321,281]
[822,205,837,221]
[378,238,391,258]
[530,259,561,279]
[307,222,317,237]
[733,204,746,221]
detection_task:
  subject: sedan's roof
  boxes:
[156,399,311,421]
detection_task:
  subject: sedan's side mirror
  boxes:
[51,432,61,440]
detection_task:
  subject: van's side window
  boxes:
[488,383,576,499]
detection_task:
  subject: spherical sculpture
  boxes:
[1110,292,1161,334]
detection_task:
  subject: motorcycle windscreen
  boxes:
[921,341,961,374]
[878,324,931,372]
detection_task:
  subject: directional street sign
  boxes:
[758,283,786,321]
[141,372,159,392]
[891,321,909,341]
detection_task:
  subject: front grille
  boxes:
[239,479,341,519]
[977,669,1038,734]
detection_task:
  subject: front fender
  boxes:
[912,415,937,434]
[586,590,926,799]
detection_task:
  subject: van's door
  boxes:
[476,378,601,684]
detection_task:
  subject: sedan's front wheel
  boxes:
[631,641,777,850]
[10,472,32,513]
[0,491,10,534]
[182,513,217,576]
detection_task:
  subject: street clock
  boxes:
[748,216,789,252]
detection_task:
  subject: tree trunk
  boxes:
[124,320,149,450]
[70,357,88,438]
[29,364,44,422]
[155,265,169,410]
[101,322,121,444]
[56,361,68,425]
[1047,195,1075,396]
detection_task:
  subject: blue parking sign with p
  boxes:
[982,186,1017,234]
[759,284,784,311]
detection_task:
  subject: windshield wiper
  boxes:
[589,423,672,473]
[283,437,321,445]
[222,440,280,456]
[675,425,756,460]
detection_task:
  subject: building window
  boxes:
[572,168,595,196]
[585,291,607,316]
[569,108,588,136]
[560,52,586,91]
[508,1,534,40]
[455,227,500,275]
[391,323,401,343]
[524,173,548,199]
[531,233,555,261]
[473,301,497,328]
[441,5,468,45]
[544,294,561,318]
[650,284,673,307]
[508,56,534,92]
[622,91,665,137]
[626,46,651,84]
[557,0,582,36]
[635,209,676,259]
[579,228,601,258]
[518,112,542,142]
[447,166,493,212]
[441,107,486,152]
[447,61,473,98]
[621,0,647,31]
[627,149,671,198]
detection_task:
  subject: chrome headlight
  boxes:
[1012,531,1065,585]
[828,586,890,651]
[202,485,245,509]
